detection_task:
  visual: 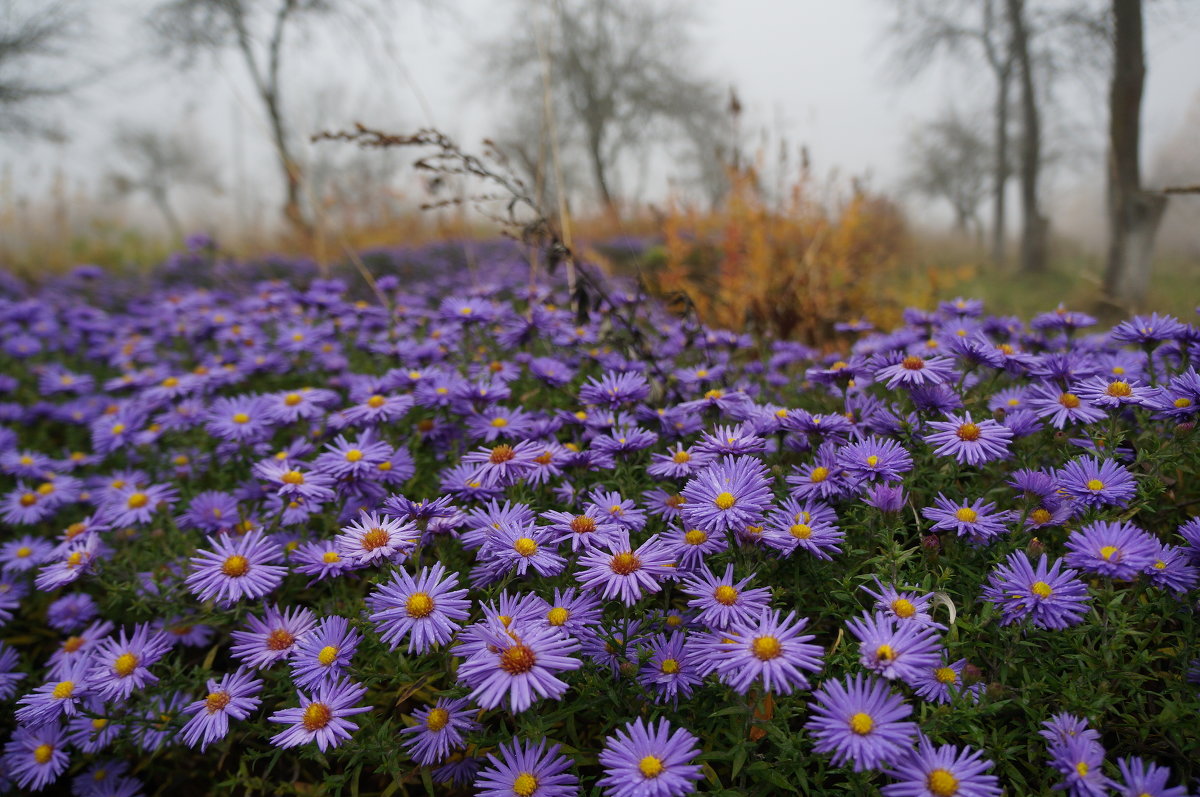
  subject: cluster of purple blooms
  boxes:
[0,253,1198,794]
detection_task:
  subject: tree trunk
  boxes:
[1103,0,1167,306]
[151,186,184,241]
[992,62,1010,266]
[585,127,617,217]
[1006,0,1047,274]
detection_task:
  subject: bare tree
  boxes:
[1006,0,1051,274]
[0,1,77,138]
[883,0,1014,265]
[106,127,222,240]
[903,109,991,239]
[479,0,725,216]
[1101,0,1168,305]
[147,0,410,237]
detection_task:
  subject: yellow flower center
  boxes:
[322,551,340,564]
[810,466,829,482]
[345,449,363,462]
[876,644,896,662]
[714,585,739,605]
[1099,545,1119,561]
[302,702,332,731]
[547,607,570,626]
[33,744,54,764]
[849,712,874,735]
[513,537,538,557]
[113,652,139,677]
[570,515,597,534]
[490,416,508,427]
[406,592,435,618]
[638,755,665,778]
[317,646,338,666]
[956,423,981,441]
[206,691,231,713]
[660,658,681,674]
[955,507,977,523]
[221,555,249,577]
[15,546,31,558]
[489,445,515,464]
[111,423,126,435]
[891,598,915,618]
[425,707,450,731]
[513,773,539,796]
[361,528,390,550]
[927,768,960,796]
[935,667,958,684]
[901,355,925,370]
[752,635,782,661]
[714,491,736,510]
[232,413,250,424]
[499,643,537,674]
[282,470,305,484]
[1107,381,1132,397]
[367,395,386,408]
[1076,762,1089,777]
[284,393,302,406]
[609,552,641,575]
[267,629,295,650]
[1175,397,1193,408]
[52,681,75,699]
[866,455,879,467]
[1031,508,1052,524]
[684,529,708,545]
[790,523,812,539]
[1086,479,1104,491]
[63,636,85,653]
[1031,581,1053,598]
[1059,393,1081,409]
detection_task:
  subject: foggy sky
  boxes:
[3,0,1199,236]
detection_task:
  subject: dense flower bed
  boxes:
[0,248,1198,796]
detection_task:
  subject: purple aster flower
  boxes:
[45,620,112,680]
[923,495,1011,544]
[486,520,566,577]
[846,611,943,685]
[806,674,918,772]
[313,432,393,480]
[399,697,480,766]
[695,423,767,456]
[1028,385,1107,429]
[3,722,70,791]
[180,668,263,751]
[539,507,622,552]
[46,593,98,632]
[713,608,824,695]
[229,604,317,669]
[1179,517,1200,565]
[0,641,27,700]
[647,443,716,479]
[911,658,984,705]
[860,579,945,629]
[14,657,91,727]
[679,455,774,534]
[638,632,703,707]
[837,436,914,483]
[1144,545,1200,593]
[1064,520,1158,581]
[176,490,243,532]
[863,482,909,514]
[576,530,675,606]
[1048,734,1112,797]
[87,623,173,701]
[597,717,703,797]
[981,552,1091,630]
[268,677,370,752]
[252,461,336,504]
[1111,313,1185,345]
[455,620,582,712]
[762,497,844,560]
[291,539,357,583]
[290,615,360,689]
[1073,375,1154,408]
[1115,756,1190,797]
[680,563,771,630]
[579,371,651,407]
[205,394,274,445]
[461,440,543,486]
[185,529,286,607]
[1058,456,1137,509]
[0,534,53,573]
[99,481,178,527]
[924,412,1013,466]
[366,563,471,654]
[874,351,958,389]
[661,522,728,569]
[335,510,418,566]
[474,737,579,797]
[882,735,1001,797]
[586,487,648,532]
[539,587,603,638]
[788,445,855,501]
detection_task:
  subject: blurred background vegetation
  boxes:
[1,0,1197,339]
